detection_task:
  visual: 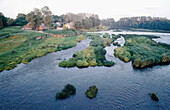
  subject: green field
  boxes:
[0,26,23,37]
[0,29,87,72]
[114,34,170,68]
[46,29,79,35]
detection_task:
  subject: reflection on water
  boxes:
[0,31,170,110]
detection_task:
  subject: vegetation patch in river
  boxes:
[59,33,117,68]
[150,92,159,101]
[114,34,170,68]
[56,84,76,99]
[85,85,98,99]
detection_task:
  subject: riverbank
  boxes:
[80,26,109,32]
[0,30,87,72]
[128,28,170,33]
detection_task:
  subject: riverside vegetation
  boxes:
[58,33,121,68]
[0,28,86,72]
[114,34,170,68]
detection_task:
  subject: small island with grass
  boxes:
[58,33,119,68]
[114,34,170,68]
[85,85,98,99]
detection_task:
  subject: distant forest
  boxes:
[102,16,170,31]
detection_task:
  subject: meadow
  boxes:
[0,26,23,38]
[0,30,87,72]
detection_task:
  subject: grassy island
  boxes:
[59,33,116,68]
[85,85,98,99]
[114,34,170,68]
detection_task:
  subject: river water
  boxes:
[0,30,170,110]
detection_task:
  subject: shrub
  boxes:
[56,84,76,99]
[88,59,97,67]
[103,33,110,38]
[103,60,115,67]
[58,60,76,68]
[85,85,98,99]
[76,60,89,68]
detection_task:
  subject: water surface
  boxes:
[0,31,170,110]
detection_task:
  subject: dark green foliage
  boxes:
[59,59,76,68]
[103,33,110,38]
[56,84,76,99]
[150,92,159,101]
[85,85,98,99]
[0,12,7,29]
[103,60,115,67]
[113,42,121,47]
[15,15,27,26]
[111,16,170,31]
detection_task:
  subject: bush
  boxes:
[85,85,98,99]
[58,60,76,68]
[88,59,97,67]
[103,33,110,38]
[76,60,89,68]
[56,84,76,99]
[103,60,115,67]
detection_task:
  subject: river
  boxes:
[0,30,170,110]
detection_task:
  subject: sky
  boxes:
[0,0,170,21]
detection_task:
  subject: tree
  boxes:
[7,18,16,26]
[15,13,27,26]
[89,17,100,27]
[63,15,70,24]
[0,20,3,29]
[82,18,92,29]
[26,8,42,29]
[0,12,7,29]
[74,21,82,30]
[41,6,53,29]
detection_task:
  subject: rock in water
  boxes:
[56,84,76,99]
[151,92,159,101]
[85,85,98,99]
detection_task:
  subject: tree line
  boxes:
[109,16,170,31]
